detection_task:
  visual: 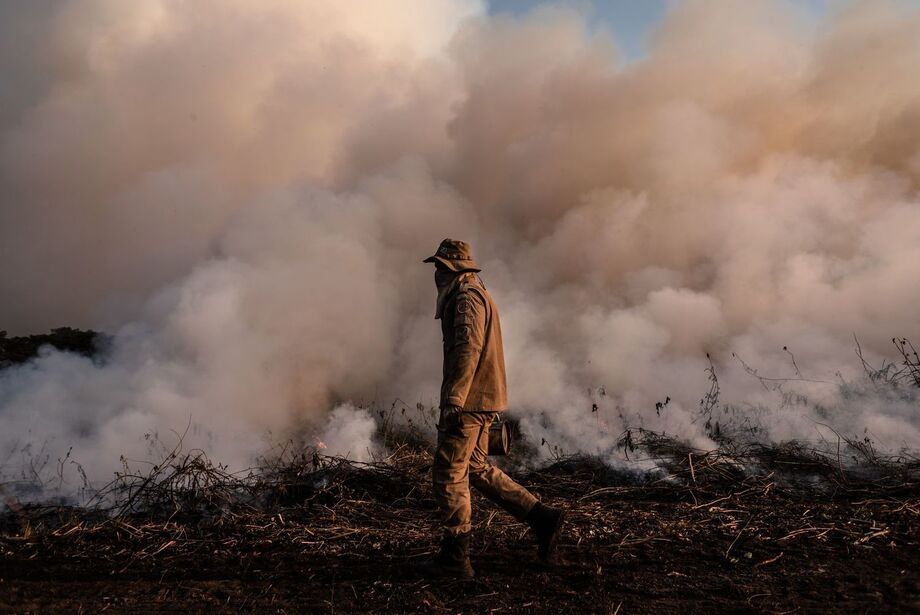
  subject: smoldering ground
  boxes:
[1,0,920,494]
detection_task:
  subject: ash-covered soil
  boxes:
[1,447,918,614]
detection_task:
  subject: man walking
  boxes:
[422,238,565,578]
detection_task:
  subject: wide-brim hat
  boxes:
[423,238,481,273]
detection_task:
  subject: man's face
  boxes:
[434,266,455,288]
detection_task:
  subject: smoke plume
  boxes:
[2,0,920,490]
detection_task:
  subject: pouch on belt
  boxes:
[488,417,513,456]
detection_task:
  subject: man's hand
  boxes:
[443,404,463,418]
[437,404,463,433]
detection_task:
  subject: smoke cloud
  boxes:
[2,0,920,490]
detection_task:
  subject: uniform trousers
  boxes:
[432,408,538,535]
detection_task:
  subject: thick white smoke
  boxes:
[2,0,920,492]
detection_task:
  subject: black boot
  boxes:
[420,531,475,579]
[526,502,565,563]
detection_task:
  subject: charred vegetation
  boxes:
[1,334,919,612]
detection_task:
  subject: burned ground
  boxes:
[1,333,919,613]
[1,441,918,614]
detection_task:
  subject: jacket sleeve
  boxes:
[443,289,486,408]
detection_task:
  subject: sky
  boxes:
[488,0,834,58]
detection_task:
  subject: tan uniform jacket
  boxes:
[440,276,508,411]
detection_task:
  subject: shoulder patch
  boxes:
[454,292,477,325]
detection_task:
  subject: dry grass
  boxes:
[1,431,918,613]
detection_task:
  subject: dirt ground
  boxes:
[1,450,918,614]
